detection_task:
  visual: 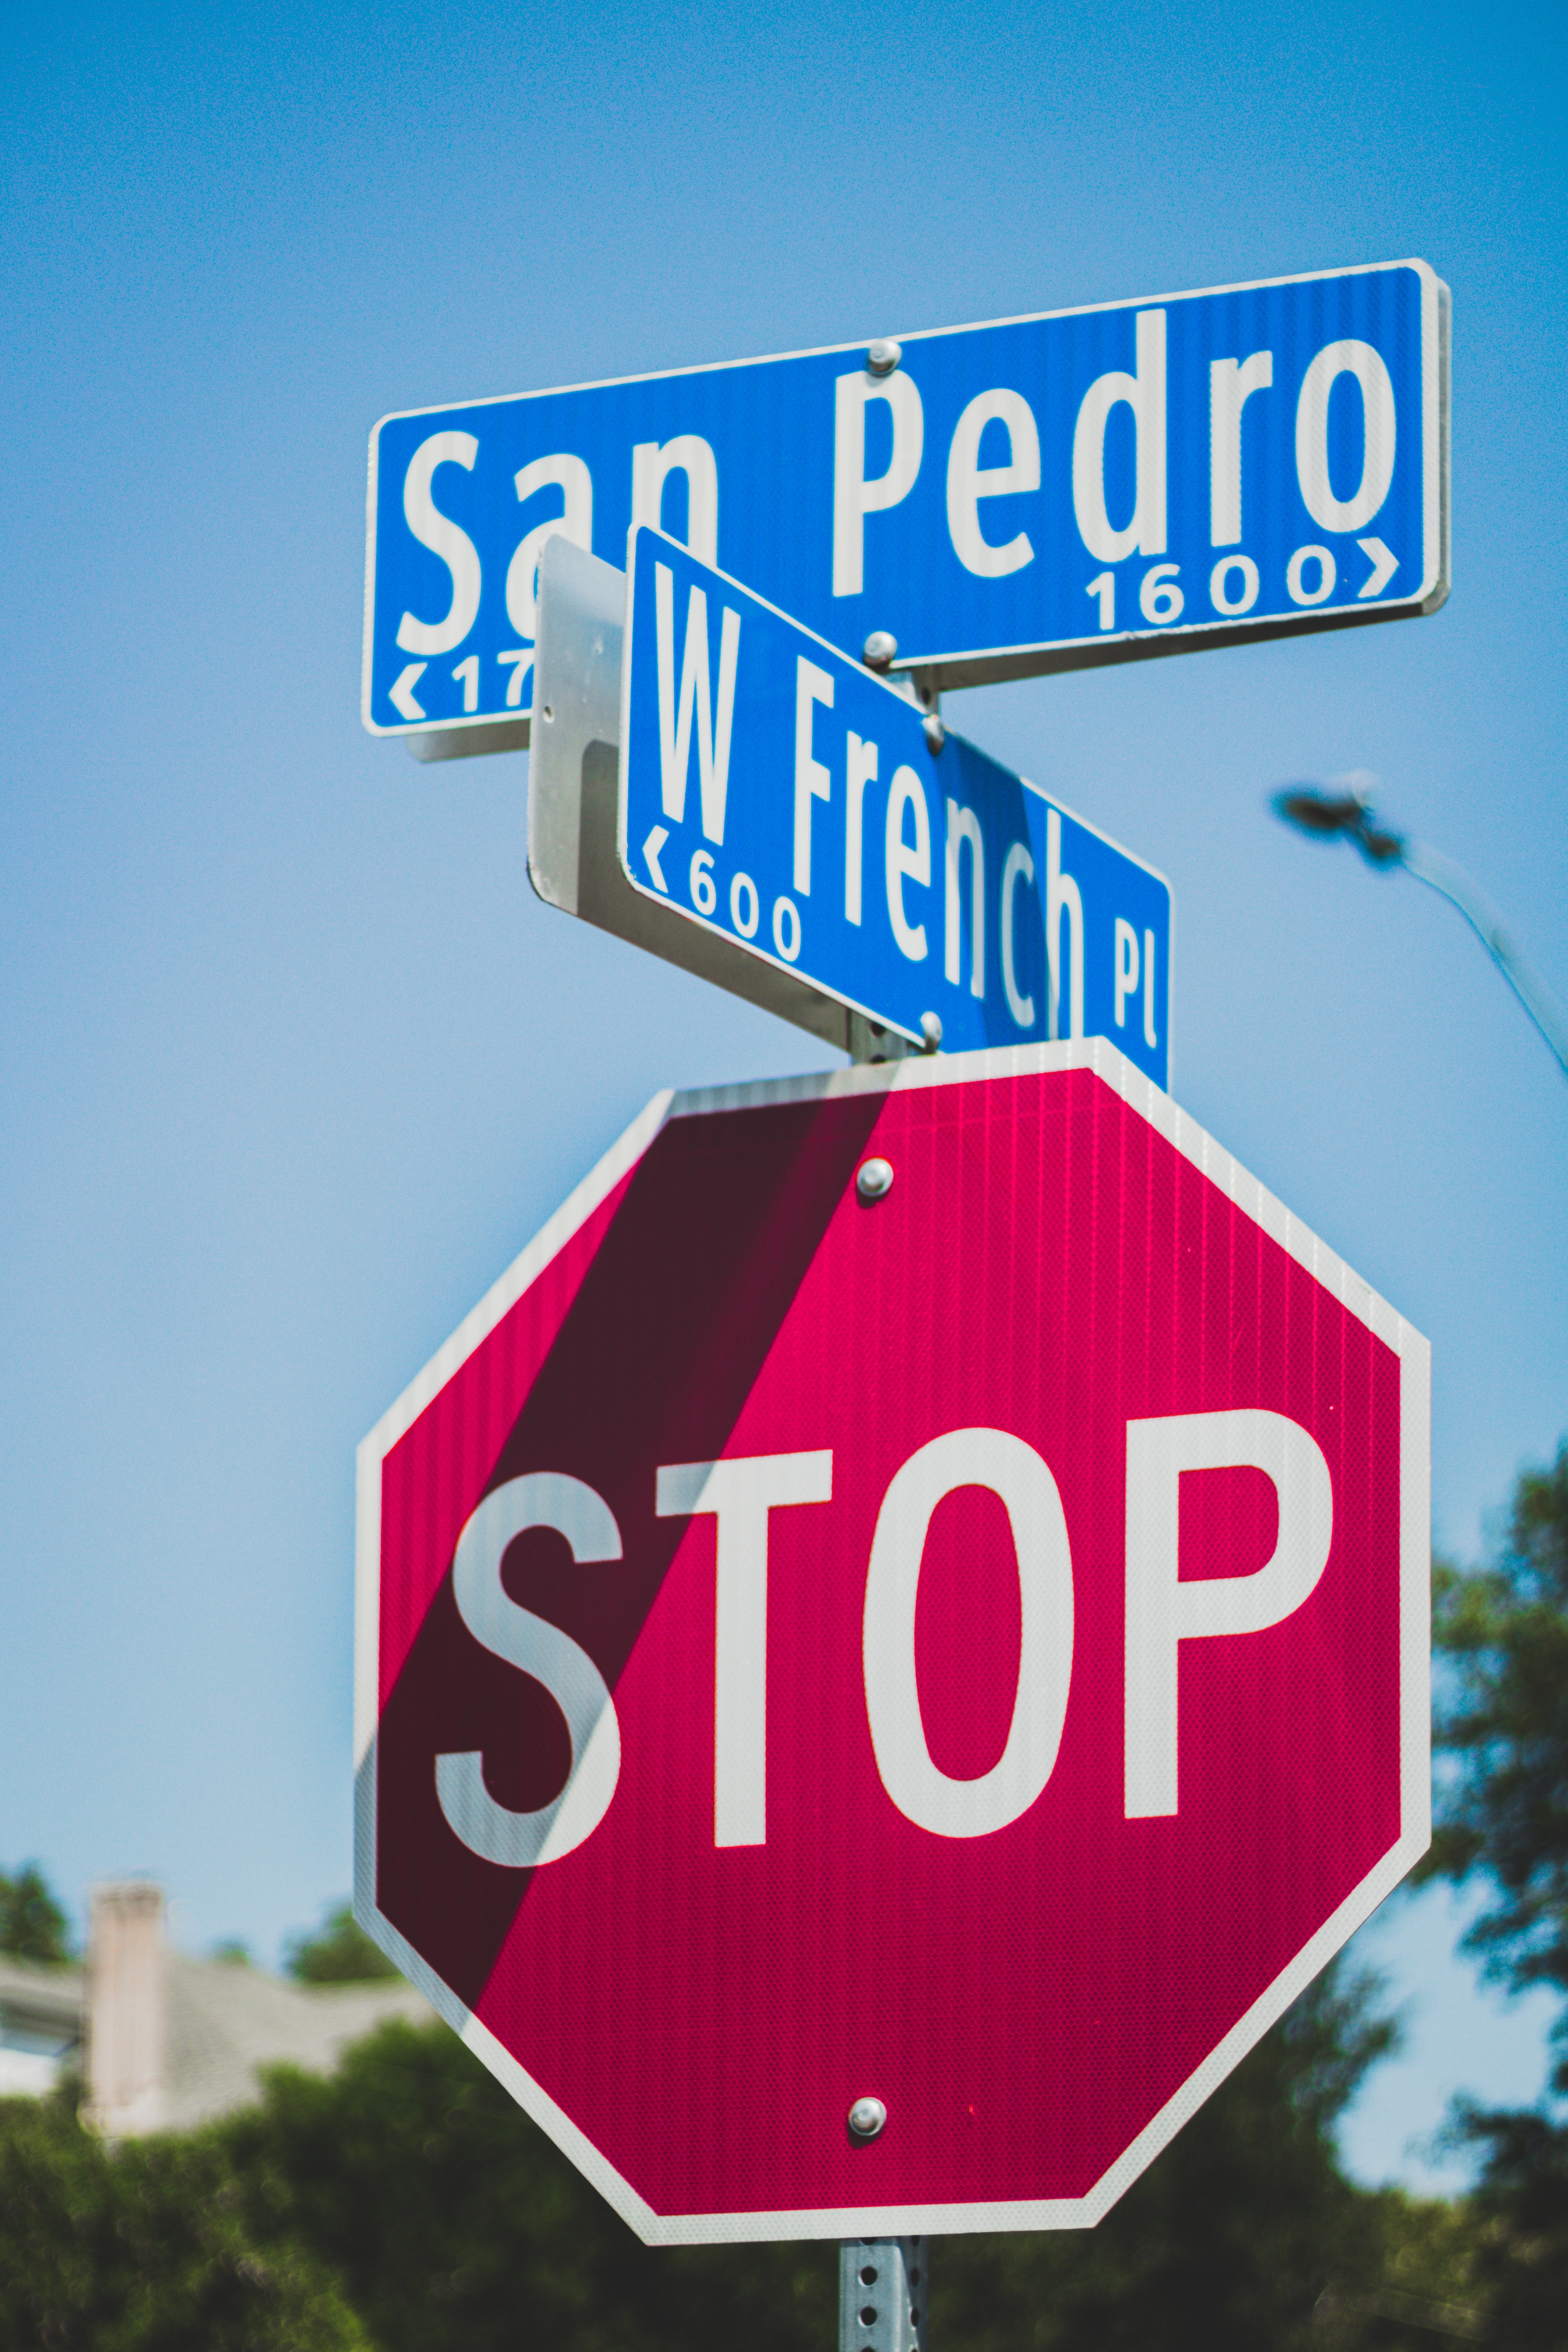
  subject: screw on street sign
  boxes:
[363,260,1448,750]
[617,525,1171,1075]
[355,1039,1430,2244]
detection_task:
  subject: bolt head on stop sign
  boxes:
[355,1039,1429,2244]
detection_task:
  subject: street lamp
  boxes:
[1271,775,1568,1083]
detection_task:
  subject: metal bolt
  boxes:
[922,712,946,755]
[866,338,902,377]
[920,1012,943,1053]
[541,704,554,721]
[856,1158,894,1201]
[862,631,897,672]
[848,2096,887,2139]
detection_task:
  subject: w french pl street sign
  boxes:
[619,527,1171,1076]
[363,260,1448,747]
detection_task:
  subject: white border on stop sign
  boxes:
[352,1033,1431,2246]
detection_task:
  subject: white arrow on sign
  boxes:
[642,825,670,892]
[1356,538,1399,599]
[389,662,428,720]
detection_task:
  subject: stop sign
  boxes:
[355,1040,1429,2243]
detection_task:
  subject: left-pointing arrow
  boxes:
[642,825,670,892]
[390,662,428,720]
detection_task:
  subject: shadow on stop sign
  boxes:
[355,1039,1429,2245]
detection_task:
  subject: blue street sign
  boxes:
[619,527,1172,1080]
[364,260,1447,746]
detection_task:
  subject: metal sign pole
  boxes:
[838,1029,921,2343]
[840,2239,927,2352]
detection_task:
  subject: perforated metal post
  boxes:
[839,2238,927,2352]
[841,784,929,2352]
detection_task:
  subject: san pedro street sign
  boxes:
[355,1040,1430,2244]
[619,525,1172,1076]
[363,259,1448,748]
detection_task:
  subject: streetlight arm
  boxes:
[1397,838,1568,1083]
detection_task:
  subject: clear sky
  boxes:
[2,0,1563,2197]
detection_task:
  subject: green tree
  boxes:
[284,1901,397,1985]
[220,1966,1465,2352]
[0,2083,368,2351]
[934,1960,1413,2352]
[1423,1436,1568,2346]
[0,1862,72,1966]
[0,1984,1474,2352]
[220,2017,832,2352]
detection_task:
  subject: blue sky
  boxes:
[2,0,1563,2195]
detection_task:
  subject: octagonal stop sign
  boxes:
[355,1039,1429,2244]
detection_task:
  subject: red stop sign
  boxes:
[356,1041,1429,2243]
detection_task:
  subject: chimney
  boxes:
[83,1882,167,2136]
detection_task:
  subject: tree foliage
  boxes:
[284,1902,397,1985]
[1428,1438,1568,2004]
[933,1964,1438,2352]
[220,2017,833,2352]
[1425,1436,1568,2347]
[0,1950,1481,2349]
[0,1862,72,1967]
[0,2084,368,2351]
[205,1966,1471,2352]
